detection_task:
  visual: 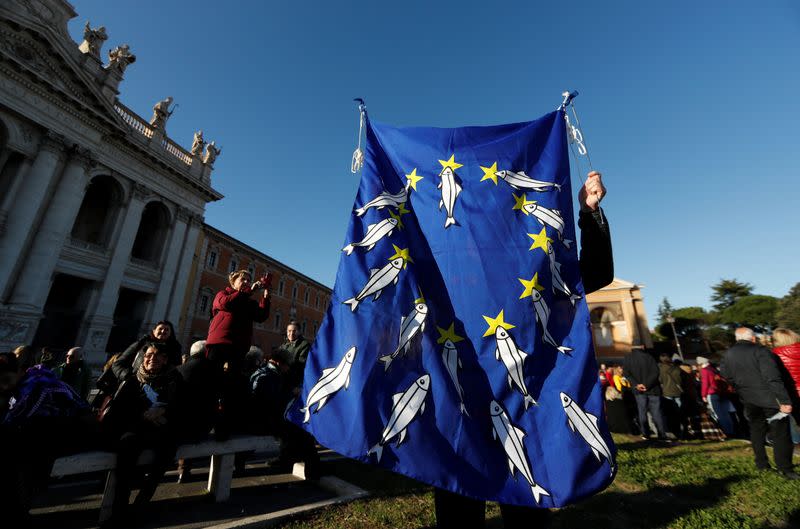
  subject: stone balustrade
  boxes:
[113,102,194,167]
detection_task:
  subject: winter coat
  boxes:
[280,337,311,388]
[176,356,216,439]
[699,364,729,399]
[206,287,270,352]
[623,350,662,396]
[111,335,183,382]
[720,340,791,409]
[55,360,93,400]
[773,343,800,398]
[659,362,683,398]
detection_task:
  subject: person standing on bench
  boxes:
[101,343,184,527]
[206,269,271,440]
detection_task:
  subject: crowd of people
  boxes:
[601,326,800,479]
[0,269,318,528]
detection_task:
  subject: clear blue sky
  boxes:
[70,1,800,325]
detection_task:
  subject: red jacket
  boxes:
[700,365,723,399]
[773,343,800,398]
[206,287,270,352]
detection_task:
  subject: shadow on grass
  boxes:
[541,475,747,529]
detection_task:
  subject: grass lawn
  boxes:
[277,435,800,529]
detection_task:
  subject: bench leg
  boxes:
[99,470,116,524]
[207,453,234,502]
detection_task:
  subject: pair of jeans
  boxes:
[707,394,735,435]
[743,403,793,471]
[633,393,666,438]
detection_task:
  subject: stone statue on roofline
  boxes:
[107,44,136,74]
[203,141,221,166]
[78,21,107,57]
[191,130,206,156]
[150,96,174,130]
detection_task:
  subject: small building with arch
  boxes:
[586,278,653,361]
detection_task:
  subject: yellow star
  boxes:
[438,154,463,173]
[527,228,552,253]
[513,193,536,213]
[482,309,516,338]
[437,322,465,344]
[389,209,404,230]
[388,244,414,268]
[396,202,411,216]
[405,168,424,191]
[480,162,498,185]
[518,272,545,299]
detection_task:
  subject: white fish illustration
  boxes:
[490,400,550,504]
[343,217,398,255]
[354,189,408,217]
[522,202,572,249]
[560,392,615,476]
[529,290,572,354]
[301,346,357,423]
[494,327,537,409]
[438,166,462,229]
[343,257,404,312]
[441,339,468,415]
[496,170,561,192]
[548,247,581,305]
[368,374,431,462]
[379,303,428,370]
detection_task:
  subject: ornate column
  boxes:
[8,147,93,311]
[167,211,202,326]
[0,154,34,236]
[147,206,189,325]
[80,182,150,365]
[0,132,66,300]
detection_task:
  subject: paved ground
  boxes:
[30,453,367,529]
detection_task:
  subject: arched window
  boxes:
[247,262,256,279]
[292,284,298,300]
[71,175,124,247]
[131,201,170,264]
[279,277,285,296]
[229,256,239,274]
[274,311,282,331]
[304,288,310,305]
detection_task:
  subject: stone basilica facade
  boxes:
[0,1,223,365]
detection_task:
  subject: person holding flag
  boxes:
[288,105,617,528]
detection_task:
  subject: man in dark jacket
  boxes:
[280,322,311,389]
[721,327,797,478]
[624,349,667,439]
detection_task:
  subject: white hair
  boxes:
[189,340,207,357]
[735,327,755,342]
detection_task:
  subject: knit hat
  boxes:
[695,356,709,366]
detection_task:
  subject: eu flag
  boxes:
[287,108,616,507]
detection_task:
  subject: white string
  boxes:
[351,107,366,173]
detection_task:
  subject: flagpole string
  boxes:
[351,99,367,174]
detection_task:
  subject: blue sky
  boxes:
[69,1,800,325]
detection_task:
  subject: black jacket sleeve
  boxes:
[756,346,792,406]
[111,336,147,381]
[578,208,614,294]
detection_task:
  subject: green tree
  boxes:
[718,295,779,332]
[776,282,800,332]
[710,279,754,312]
[656,306,708,340]
[656,297,674,324]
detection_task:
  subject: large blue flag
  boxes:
[287,108,616,507]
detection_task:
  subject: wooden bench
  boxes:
[51,435,280,523]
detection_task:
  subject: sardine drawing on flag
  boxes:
[287,105,616,508]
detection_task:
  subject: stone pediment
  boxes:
[0,1,125,129]
[597,277,638,291]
